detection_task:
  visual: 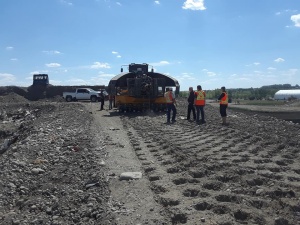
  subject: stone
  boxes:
[31,168,45,174]
[120,172,142,180]
[256,188,264,195]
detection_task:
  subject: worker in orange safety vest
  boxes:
[218,86,228,125]
[164,87,177,124]
[194,85,206,124]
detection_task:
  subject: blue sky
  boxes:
[1,0,300,91]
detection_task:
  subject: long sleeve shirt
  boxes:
[218,93,225,100]
[187,91,195,104]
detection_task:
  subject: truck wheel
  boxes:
[90,96,97,102]
[66,96,72,102]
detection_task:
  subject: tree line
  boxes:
[179,84,300,101]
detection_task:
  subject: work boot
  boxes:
[222,117,228,125]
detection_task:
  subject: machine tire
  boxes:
[66,96,72,102]
[90,96,97,102]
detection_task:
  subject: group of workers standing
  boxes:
[164,86,228,125]
[99,91,114,111]
[101,86,228,126]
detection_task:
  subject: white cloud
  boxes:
[0,73,15,83]
[207,71,216,77]
[267,67,276,70]
[10,58,18,61]
[49,79,63,85]
[98,73,115,77]
[246,62,260,67]
[276,9,297,16]
[154,1,160,5]
[291,14,300,27]
[6,46,14,50]
[202,69,216,77]
[60,0,73,6]
[46,63,61,67]
[237,77,252,81]
[90,75,112,86]
[274,58,285,63]
[287,68,298,75]
[151,61,170,66]
[182,0,206,11]
[43,50,62,55]
[90,62,111,69]
[181,73,195,80]
[30,70,49,75]
[66,78,87,85]
[112,51,121,58]
[159,61,170,65]
[116,2,121,6]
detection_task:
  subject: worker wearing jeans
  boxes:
[164,88,176,123]
[194,85,206,124]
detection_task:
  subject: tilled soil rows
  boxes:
[116,99,300,225]
[1,93,300,225]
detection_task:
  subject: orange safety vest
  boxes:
[220,92,228,105]
[165,91,174,104]
[195,90,205,106]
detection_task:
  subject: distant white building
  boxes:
[274,90,300,100]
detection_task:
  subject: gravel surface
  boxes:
[1,93,300,225]
[0,95,115,225]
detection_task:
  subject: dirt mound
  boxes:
[284,99,300,107]
[0,101,115,224]
[0,92,29,103]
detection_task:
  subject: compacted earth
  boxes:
[1,92,300,225]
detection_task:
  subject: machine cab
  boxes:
[33,74,49,85]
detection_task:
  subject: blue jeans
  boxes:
[195,105,205,122]
[167,104,176,122]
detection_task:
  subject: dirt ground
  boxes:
[1,93,300,225]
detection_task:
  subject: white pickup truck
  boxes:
[62,88,108,102]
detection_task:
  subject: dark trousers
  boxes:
[195,105,205,122]
[220,104,227,117]
[109,100,113,110]
[100,100,104,110]
[187,103,196,120]
[167,104,176,122]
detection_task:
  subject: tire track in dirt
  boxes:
[120,103,300,225]
[90,104,169,225]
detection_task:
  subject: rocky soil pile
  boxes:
[0,95,115,225]
[1,91,300,225]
